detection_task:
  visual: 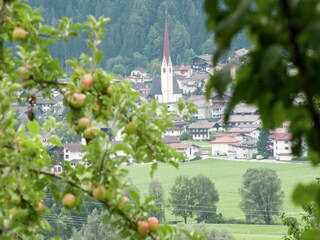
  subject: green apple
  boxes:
[62,193,76,208]
[83,126,98,140]
[78,117,90,131]
[70,93,86,108]
[92,186,107,200]
[12,27,28,40]
[124,122,138,135]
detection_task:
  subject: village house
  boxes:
[162,135,181,144]
[226,115,261,127]
[51,163,63,174]
[130,67,149,78]
[228,140,257,159]
[211,136,240,156]
[269,133,293,161]
[63,142,83,165]
[188,121,218,141]
[228,125,261,139]
[36,94,64,113]
[192,55,212,72]
[173,65,193,78]
[232,103,258,115]
[168,142,200,160]
[209,92,231,121]
[131,82,150,97]
[165,119,187,136]
[234,48,249,59]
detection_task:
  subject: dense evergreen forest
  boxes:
[29,0,249,75]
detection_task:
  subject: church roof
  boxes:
[149,76,183,97]
[163,19,171,63]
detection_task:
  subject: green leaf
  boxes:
[292,183,319,205]
[260,45,283,75]
[128,189,140,203]
[27,120,40,136]
[150,162,157,177]
[94,50,104,65]
[48,135,62,147]
[301,229,320,240]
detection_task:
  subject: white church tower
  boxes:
[161,18,174,103]
[150,17,182,103]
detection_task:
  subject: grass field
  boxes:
[126,159,319,240]
[125,158,320,239]
[214,224,287,240]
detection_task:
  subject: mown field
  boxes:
[125,158,320,239]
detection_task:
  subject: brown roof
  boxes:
[216,132,239,138]
[228,127,259,133]
[227,115,260,123]
[63,142,83,152]
[168,143,199,150]
[174,65,191,71]
[269,133,292,141]
[162,135,181,144]
[188,122,215,129]
[211,137,240,144]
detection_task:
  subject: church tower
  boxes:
[149,16,182,103]
[161,18,174,103]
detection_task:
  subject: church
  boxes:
[149,18,183,103]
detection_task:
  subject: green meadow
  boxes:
[125,158,320,239]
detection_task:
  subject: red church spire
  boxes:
[163,17,171,63]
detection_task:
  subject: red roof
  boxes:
[163,19,171,63]
[269,133,292,141]
[168,143,199,149]
[174,65,191,71]
[211,137,240,144]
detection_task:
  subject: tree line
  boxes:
[28,0,249,76]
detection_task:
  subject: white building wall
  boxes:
[212,143,230,156]
[64,149,82,161]
[273,140,292,160]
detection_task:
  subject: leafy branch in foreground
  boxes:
[0,1,201,239]
[204,0,320,238]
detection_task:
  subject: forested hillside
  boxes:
[29,0,249,75]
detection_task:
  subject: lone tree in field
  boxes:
[148,179,165,223]
[239,168,284,224]
[169,175,219,224]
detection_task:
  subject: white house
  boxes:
[51,164,63,174]
[63,142,83,162]
[226,115,261,127]
[188,122,216,141]
[168,143,200,160]
[269,133,293,161]
[211,137,240,156]
[228,141,257,159]
[228,126,261,139]
[130,67,148,77]
[173,65,193,78]
[165,120,186,136]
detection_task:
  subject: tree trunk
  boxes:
[184,209,187,224]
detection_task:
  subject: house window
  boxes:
[66,149,69,152]
[169,68,171,72]
[58,167,61,172]
[65,155,69,159]
[163,68,166,72]
[285,147,289,150]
